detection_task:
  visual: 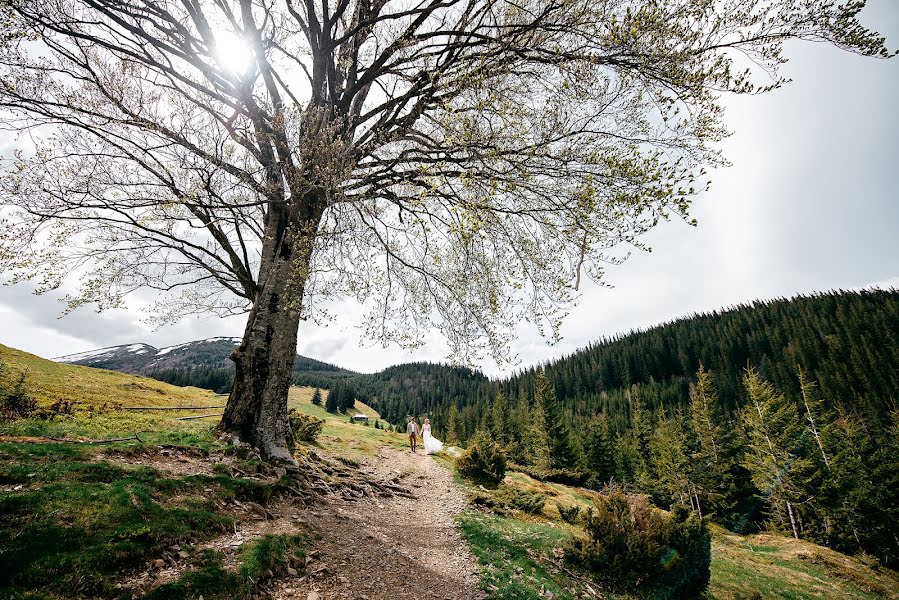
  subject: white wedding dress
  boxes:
[422,424,444,454]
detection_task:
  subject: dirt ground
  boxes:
[273,446,484,600]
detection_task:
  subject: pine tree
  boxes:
[585,413,615,487]
[536,370,579,470]
[687,366,739,520]
[311,387,323,406]
[325,385,339,414]
[741,368,813,539]
[649,409,694,509]
[446,405,464,446]
[615,389,650,484]
[522,378,550,467]
[490,390,509,444]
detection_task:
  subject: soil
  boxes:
[275,447,484,600]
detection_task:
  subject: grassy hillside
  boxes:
[0,346,406,600]
[457,470,899,599]
[1,343,221,408]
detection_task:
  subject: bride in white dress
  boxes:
[422,418,444,455]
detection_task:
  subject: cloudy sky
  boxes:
[1,2,897,376]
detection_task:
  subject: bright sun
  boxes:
[213,30,253,75]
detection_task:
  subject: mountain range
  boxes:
[54,337,351,393]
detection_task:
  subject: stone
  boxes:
[307,592,321,600]
[152,559,165,568]
[287,566,298,576]
[177,550,189,559]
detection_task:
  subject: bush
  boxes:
[557,503,581,524]
[470,485,545,515]
[455,433,507,487]
[566,492,711,598]
[286,410,324,449]
[502,488,545,514]
[0,362,37,421]
[511,463,591,487]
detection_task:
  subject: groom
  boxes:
[406,416,420,453]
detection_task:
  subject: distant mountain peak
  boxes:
[55,337,351,379]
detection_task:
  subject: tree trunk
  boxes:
[787,500,800,539]
[218,198,318,462]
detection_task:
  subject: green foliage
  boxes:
[0,359,37,421]
[741,368,814,537]
[567,492,711,598]
[478,486,546,515]
[557,503,581,524]
[584,414,614,487]
[286,409,324,449]
[536,370,579,470]
[310,387,323,406]
[456,432,507,487]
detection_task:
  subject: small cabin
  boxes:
[352,414,369,422]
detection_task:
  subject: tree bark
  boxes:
[787,500,800,539]
[218,197,319,462]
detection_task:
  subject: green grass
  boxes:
[144,534,309,600]
[458,510,587,599]
[710,529,899,599]
[289,387,407,460]
[0,443,286,598]
[0,348,335,599]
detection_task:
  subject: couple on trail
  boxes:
[406,417,443,454]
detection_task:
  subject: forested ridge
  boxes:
[367,289,897,433]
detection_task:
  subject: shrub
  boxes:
[0,362,37,421]
[501,487,545,514]
[566,492,711,598]
[557,503,581,524]
[455,433,507,487]
[511,463,590,487]
[470,485,545,515]
[286,410,324,449]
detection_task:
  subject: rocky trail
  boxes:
[275,447,484,600]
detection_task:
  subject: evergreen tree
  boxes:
[536,370,579,470]
[446,405,464,446]
[687,366,739,520]
[741,368,813,539]
[324,386,339,414]
[615,389,650,484]
[649,409,694,509]
[311,387,323,406]
[490,390,509,445]
[585,413,615,487]
[523,378,550,467]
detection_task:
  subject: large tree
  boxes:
[0,0,890,460]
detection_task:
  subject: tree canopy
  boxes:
[0,0,890,457]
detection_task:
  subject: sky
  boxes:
[1,2,897,377]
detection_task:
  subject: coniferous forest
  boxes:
[358,289,899,566]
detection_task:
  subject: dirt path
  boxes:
[274,447,484,600]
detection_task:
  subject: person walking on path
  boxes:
[406,417,421,453]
